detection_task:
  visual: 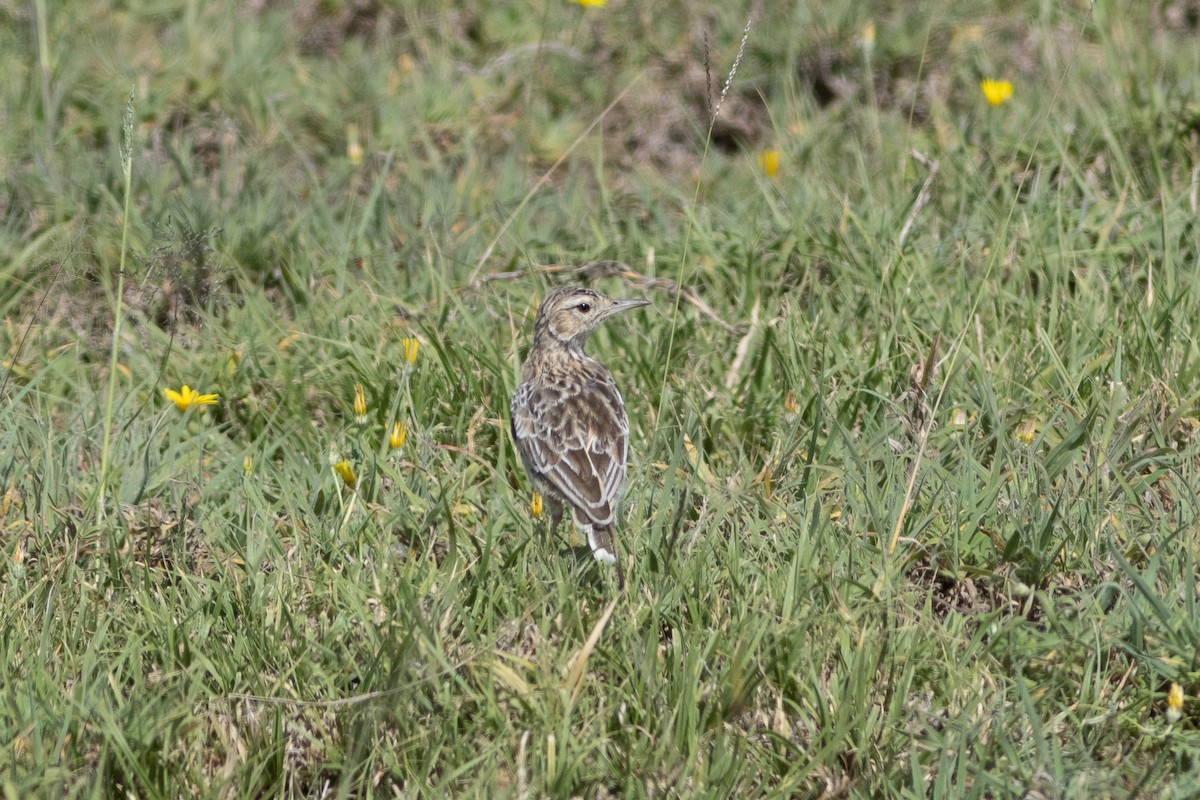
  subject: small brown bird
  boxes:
[510,286,649,569]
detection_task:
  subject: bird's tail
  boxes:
[586,524,625,588]
[573,516,624,587]
[585,525,617,565]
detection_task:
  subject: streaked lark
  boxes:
[510,286,649,569]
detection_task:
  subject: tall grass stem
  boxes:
[94,87,136,523]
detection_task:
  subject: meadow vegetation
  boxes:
[3,0,1200,796]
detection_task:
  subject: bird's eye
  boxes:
[577,303,591,313]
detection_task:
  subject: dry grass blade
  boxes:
[583,262,746,334]
[564,594,619,706]
[897,151,938,251]
[724,297,760,389]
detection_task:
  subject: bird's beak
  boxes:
[600,298,651,320]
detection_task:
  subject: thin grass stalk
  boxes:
[33,0,54,148]
[656,18,751,429]
[95,88,136,523]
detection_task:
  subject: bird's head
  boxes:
[533,286,650,349]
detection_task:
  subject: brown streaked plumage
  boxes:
[510,286,649,572]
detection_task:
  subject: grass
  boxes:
[3,0,1200,796]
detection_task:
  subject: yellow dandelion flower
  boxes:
[347,123,364,165]
[571,0,605,6]
[389,421,407,449]
[531,491,544,518]
[163,385,219,413]
[353,383,368,425]
[1167,682,1184,724]
[243,453,254,475]
[333,460,357,488]
[757,149,781,178]
[1015,419,1037,444]
[401,338,419,364]
[980,79,1013,107]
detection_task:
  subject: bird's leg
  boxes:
[545,494,564,540]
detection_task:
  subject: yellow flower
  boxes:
[243,454,254,475]
[531,491,544,518]
[353,383,368,425]
[757,149,781,178]
[1015,419,1037,444]
[389,421,407,449]
[346,123,364,165]
[571,0,605,6]
[401,338,419,364]
[163,385,219,412]
[1167,682,1184,724]
[980,79,1013,107]
[333,460,356,488]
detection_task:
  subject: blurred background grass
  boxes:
[3,0,1200,797]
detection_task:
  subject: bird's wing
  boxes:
[512,378,629,528]
[510,383,541,476]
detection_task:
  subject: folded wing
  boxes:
[511,378,629,529]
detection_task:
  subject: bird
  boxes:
[510,286,649,575]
